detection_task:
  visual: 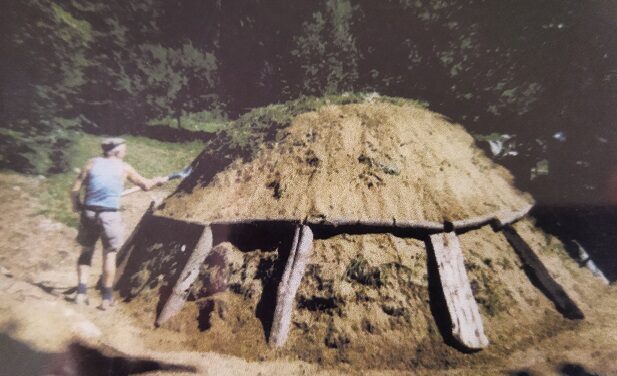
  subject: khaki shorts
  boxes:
[77,210,124,252]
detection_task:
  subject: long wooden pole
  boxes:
[150,204,532,232]
[502,224,584,319]
[269,225,314,347]
[156,225,214,326]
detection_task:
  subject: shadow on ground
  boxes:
[0,333,195,376]
[507,363,600,376]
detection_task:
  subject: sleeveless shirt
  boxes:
[84,157,124,210]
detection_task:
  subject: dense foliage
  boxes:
[2,0,617,207]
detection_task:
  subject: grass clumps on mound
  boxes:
[182,94,427,190]
[223,93,426,156]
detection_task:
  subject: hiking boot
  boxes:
[75,293,89,305]
[98,299,114,311]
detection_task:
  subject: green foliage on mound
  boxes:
[175,94,427,193]
[205,94,427,163]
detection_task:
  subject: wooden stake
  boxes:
[502,224,584,319]
[156,225,214,326]
[429,232,489,350]
[114,201,155,285]
[269,225,313,348]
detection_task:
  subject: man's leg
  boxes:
[101,249,117,304]
[75,210,99,305]
[99,211,124,310]
[76,246,95,304]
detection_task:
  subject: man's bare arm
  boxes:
[124,164,165,191]
[70,159,93,212]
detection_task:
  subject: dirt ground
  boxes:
[2,173,617,375]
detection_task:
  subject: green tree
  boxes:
[1,0,94,172]
[289,0,360,96]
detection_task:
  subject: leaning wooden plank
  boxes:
[114,201,155,285]
[278,225,301,293]
[269,225,314,348]
[429,232,490,350]
[502,224,584,319]
[156,225,214,326]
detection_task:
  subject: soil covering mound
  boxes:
[158,103,532,223]
[119,102,600,371]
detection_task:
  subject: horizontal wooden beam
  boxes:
[151,204,533,233]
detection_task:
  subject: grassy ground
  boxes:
[37,133,203,227]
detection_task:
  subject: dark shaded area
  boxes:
[345,257,383,287]
[254,256,287,340]
[211,223,296,340]
[0,334,195,376]
[115,215,205,320]
[211,222,296,253]
[121,218,296,338]
[423,237,480,354]
[171,141,242,196]
[114,202,156,283]
[559,363,600,376]
[0,333,47,376]
[507,364,601,376]
[532,205,617,283]
[297,295,340,311]
[502,224,584,320]
[136,125,216,144]
[506,371,534,376]
[196,298,226,331]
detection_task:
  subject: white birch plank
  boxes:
[429,231,489,349]
[156,225,213,326]
[269,225,313,348]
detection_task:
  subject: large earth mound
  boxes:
[158,103,533,224]
[118,102,601,371]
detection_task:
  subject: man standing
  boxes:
[70,138,165,310]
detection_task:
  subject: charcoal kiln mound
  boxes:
[116,102,602,371]
[158,103,532,225]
